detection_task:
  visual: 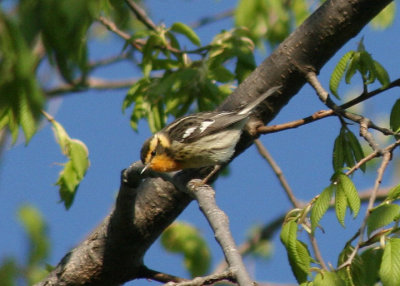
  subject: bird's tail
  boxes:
[238,85,281,115]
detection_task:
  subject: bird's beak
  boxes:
[141,163,150,174]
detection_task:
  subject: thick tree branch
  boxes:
[38,0,393,285]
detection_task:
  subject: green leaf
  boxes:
[367,204,400,237]
[371,2,396,30]
[51,120,70,153]
[314,271,345,286]
[0,258,18,286]
[280,220,310,283]
[335,182,347,227]
[332,131,345,172]
[161,222,211,277]
[18,205,49,266]
[69,139,90,179]
[329,51,354,99]
[19,94,37,143]
[311,185,334,232]
[345,52,360,84]
[345,129,366,172]
[380,238,400,286]
[387,185,400,202]
[352,248,382,286]
[337,174,360,217]
[390,99,400,134]
[374,60,391,88]
[51,119,90,209]
[170,22,201,47]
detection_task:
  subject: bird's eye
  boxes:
[151,150,156,157]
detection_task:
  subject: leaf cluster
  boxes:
[329,39,390,99]
[123,26,256,132]
[161,222,211,277]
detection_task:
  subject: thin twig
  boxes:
[97,16,144,50]
[190,9,234,29]
[164,270,236,286]
[125,0,157,31]
[139,266,187,284]
[340,78,400,110]
[254,139,328,270]
[257,110,334,134]
[45,77,137,97]
[187,180,254,286]
[339,151,392,269]
[254,139,300,208]
[259,77,400,135]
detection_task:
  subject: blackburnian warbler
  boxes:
[140,86,280,178]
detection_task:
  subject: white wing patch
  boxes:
[182,127,197,139]
[199,120,214,132]
[181,120,215,139]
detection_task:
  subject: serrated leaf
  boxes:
[345,129,366,172]
[343,134,356,170]
[337,174,360,217]
[333,131,345,172]
[335,183,347,227]
[161,222,210,277]
[170,22,201,47]
[387,185,400,202]
[281,220,310,283]
[390,99,400,133]
[374,60,390,88]
[345,52,360,84]
[380,238,400,286]
[314,271,346,286]
[329,51,354,99]
[367,204,400,237]
[311,185,334,232]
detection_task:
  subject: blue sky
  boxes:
[1,1,400,285]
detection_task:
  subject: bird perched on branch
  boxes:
[140,86,280,182]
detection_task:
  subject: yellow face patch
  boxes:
[144,133,178,172]
[149,153,181,172]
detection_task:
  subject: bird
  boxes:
[140,86,280,182]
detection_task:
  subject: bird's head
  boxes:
[140,133,181,173]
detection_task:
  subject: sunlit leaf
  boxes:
[311,185,334,232]
[387,184,400,202]
[281,220,310,283]
[367,204,400,237]
[170,22,201,47]
[314,270,346,286]
[380,238,400,286]
[329,51,354,99]
[335,182,347,227]
[337,174,360,217]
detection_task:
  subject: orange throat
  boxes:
[149,154,182,172]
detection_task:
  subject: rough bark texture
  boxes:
[37,0,392,285]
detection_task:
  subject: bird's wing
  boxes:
[165,112,248,143]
